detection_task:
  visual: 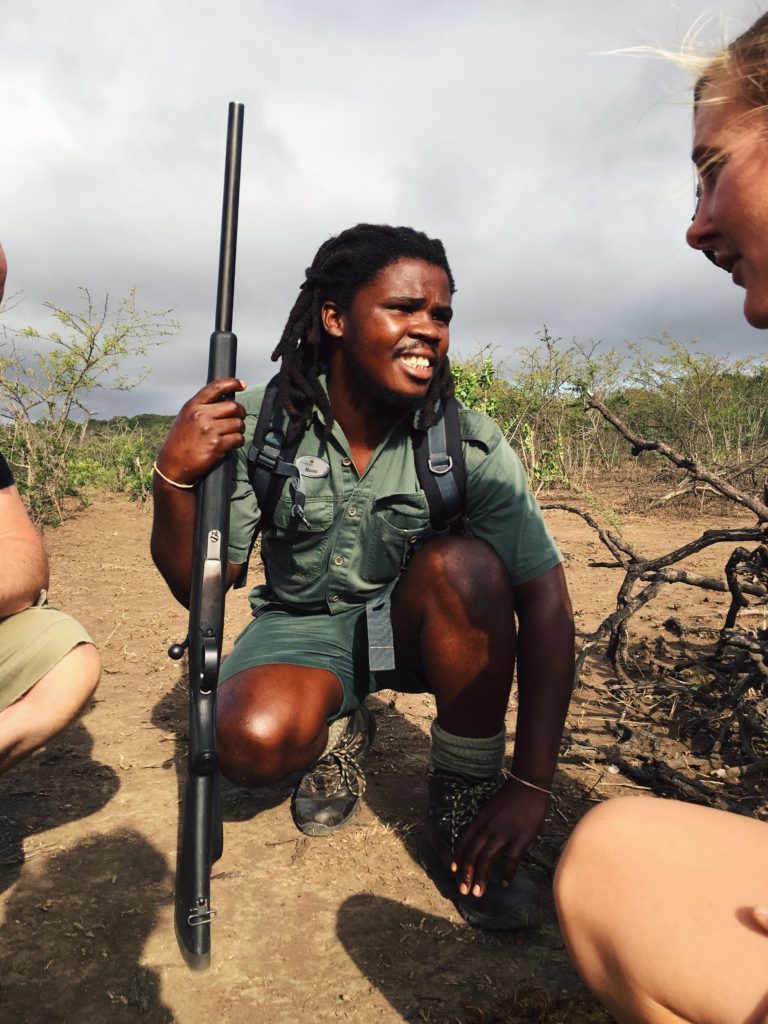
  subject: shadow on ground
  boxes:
[0,829,173,1024]
[336,894,613,1023]
[0,717,119,895]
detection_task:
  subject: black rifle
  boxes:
[169,101,244,970]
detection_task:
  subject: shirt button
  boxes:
[409,536,418,544]
[342,457,351,467]
[334,555,344,566]
[348,505,357,517]
[329,594,340,603]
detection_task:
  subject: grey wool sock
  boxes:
[430,720,505,780]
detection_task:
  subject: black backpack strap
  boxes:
[246,375,303,533]
[413,397,466,534]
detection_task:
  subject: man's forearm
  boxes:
[511,570,575,789]
[150,477,198,607]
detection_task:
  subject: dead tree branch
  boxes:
[585,393,768,522]
[558,396,768,801]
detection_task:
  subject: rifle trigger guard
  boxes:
[200,636,219,694]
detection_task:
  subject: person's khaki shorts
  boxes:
[0,592,92,712]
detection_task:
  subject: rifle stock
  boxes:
[174,101,244,970]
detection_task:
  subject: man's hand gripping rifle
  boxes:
[169,101,244,970]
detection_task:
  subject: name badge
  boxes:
[295,455,330,479]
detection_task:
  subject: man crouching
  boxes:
[151,224,574,929]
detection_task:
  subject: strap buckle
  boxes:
[247,444,279,473]
[428,455,453,476]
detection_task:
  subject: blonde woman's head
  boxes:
[684,12,768,328]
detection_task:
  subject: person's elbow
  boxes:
[150,542,191,610]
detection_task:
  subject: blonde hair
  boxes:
[693,12,768,110]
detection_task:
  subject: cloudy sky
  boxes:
[2,0,765,417]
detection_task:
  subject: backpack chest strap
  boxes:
[246,377,308,529]
[425,406,461,515]
[413,397,467,534]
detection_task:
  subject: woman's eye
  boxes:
[693,154,726,218]
[700,154,726,186]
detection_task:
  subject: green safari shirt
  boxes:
[228,380,562,614]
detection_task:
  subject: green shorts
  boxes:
[219,601,425,719]
[0,593,93,712]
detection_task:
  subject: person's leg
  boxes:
[387,537,541,929]
[389,536,516,736]
[217,662,377,836]
[0,641,101,772]
[554,796,768,1024]
[215,603,381,834]
[216,664,344,787]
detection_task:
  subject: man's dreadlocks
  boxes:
[271,223,456,435]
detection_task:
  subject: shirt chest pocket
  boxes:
[363,491,431,587]
[265,495,335,585]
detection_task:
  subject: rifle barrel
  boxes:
[215,102,244,335]
[175,100,244,971]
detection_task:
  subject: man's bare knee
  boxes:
[218,706,283,786]
[217,695,324,788]
[0,641,101,771]
[403,538,513,622]
[61,642,101,701]
[25,641,101,718]
[216,667,340,788]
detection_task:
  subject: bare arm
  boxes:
[0,485,49,617]
[454,562,575,895]
[150,377,247,608]
[511,561,575,790]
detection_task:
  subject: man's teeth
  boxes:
[401,355,430,368]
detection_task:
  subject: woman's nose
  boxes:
[686,191,716,252]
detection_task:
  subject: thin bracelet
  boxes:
[152,461,195,490]
[509,772,552,796]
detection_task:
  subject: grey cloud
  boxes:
[1,0,765,418]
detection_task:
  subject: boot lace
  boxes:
[303,747,365,797]
[440,772,504,848]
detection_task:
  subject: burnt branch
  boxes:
[640,566,768,598]
[585,393,768,522]
[540,502,637,566]
[560,395,768,802]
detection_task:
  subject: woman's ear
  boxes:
[321,300,344,338]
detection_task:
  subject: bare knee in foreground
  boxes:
[0,642,101,772]
[555,796,768,1024]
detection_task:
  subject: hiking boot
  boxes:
[291,706,376,837]
[419,769,542,931]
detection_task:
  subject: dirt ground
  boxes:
[0,492,758,1024]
